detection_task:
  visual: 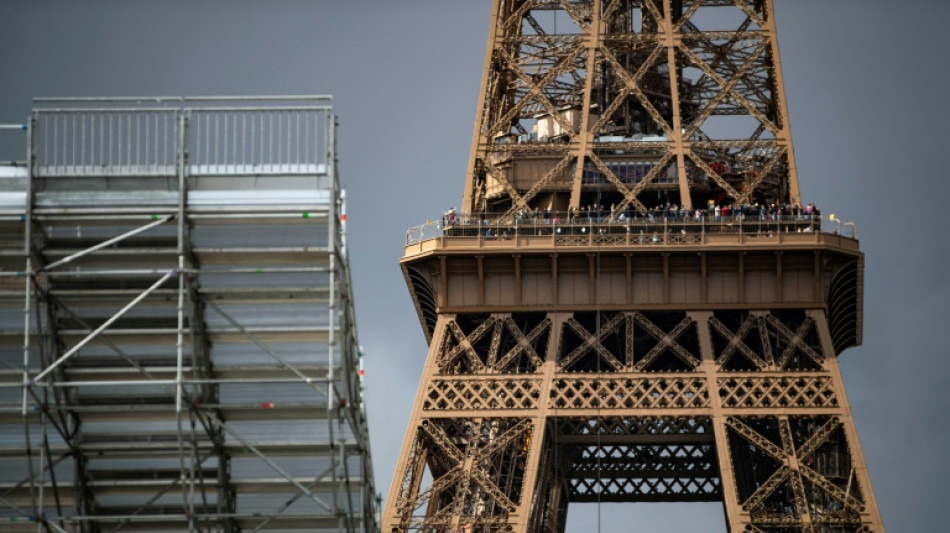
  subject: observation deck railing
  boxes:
[405,212,858,252]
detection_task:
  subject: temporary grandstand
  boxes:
[0,96,377,533]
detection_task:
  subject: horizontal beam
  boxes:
[556,434,715,445]
[418,407,844,418]
[568,493,721,503]
[568,469,717,478]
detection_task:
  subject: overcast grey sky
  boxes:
[1,1,947,531]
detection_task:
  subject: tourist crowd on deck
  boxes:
[441,202,823,227]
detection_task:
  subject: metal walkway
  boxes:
[0,96,377,533]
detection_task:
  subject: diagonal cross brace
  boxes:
[206,416,335,513]
[741,465,792,511]
[601,46,673,136]
[205,299,329,399]
[251,463,339,532]
[32,270,176,384]
[494,317,551,370]
[764,314,824,370]
[725,417,787,463]
[710,315,768,370]
[795,417,841,460]
[586,154,649,214]
[678,43,780,134]
[736,146,787,205]
[41,214,175,272]
[489,45,586,140]
[683,42,769,139]
[633,314,699,371]
[443,319,493,372]
[560,314,625,371]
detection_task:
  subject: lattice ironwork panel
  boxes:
[424,378,543,411]
[550,376,708,410]
[566,440,722,503]
[556,417,721,503]
[567,443,717,476]
[568,475,722,503]
[392,418,533,532]
[710,311,826,372]
[558,312,701,373]
[556,416,713,439]
[718,375,838,409]
[747,522,872,532]
[726,415,870,531]
[439,314,551,374]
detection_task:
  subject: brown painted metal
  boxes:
[387,1,883,532]
[462,0,801,217]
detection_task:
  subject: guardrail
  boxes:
[406,212,855,247]
[30,96,332,177]
[34,108,179,176]
[188,105,330,176]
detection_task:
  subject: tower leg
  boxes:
[812,311,886,532]
[385,309,886,532]
[694,311,753,532]
[383,314,549,532]
[701,310,885,532]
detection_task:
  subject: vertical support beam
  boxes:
[524,430,555,533]
[550,254,559,307]
[36,422,47,533]
[813,250,822,302]
[477,255,485,305]
[625,253,633,305]
[568,0,603,210]
[382,316,453,527]
[662,0,693,209]
[21,114,38,522]
[587,253,596,304]
[514,254,522,305]
[326,120,344,532]
[439,255,448,308]
[810,310,886,532]
[777,415,815,531]
[463,0,503,213]
[692,311,750,532]
[700,252,708,304]
[776,251,784,302]
[762,0,801,204]
[662,252,670,304]
[737,252,745,304]
[512,311,565,533]
[173,110,198,533]
[401,434,429,532]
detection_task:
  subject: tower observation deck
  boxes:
[386,2,884,532]
[0,96,377,533]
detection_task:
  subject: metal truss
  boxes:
[384,310,884,532]
[389,1,885,531]
[0,97,377,533]
[463,0,800,215]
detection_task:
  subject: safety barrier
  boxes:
[406,212,854,247]
[30,96,332,177]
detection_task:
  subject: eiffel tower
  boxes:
[385,1,884,531]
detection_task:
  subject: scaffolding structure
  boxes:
[0,96,378,533]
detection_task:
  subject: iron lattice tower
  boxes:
[386,1,884,532]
